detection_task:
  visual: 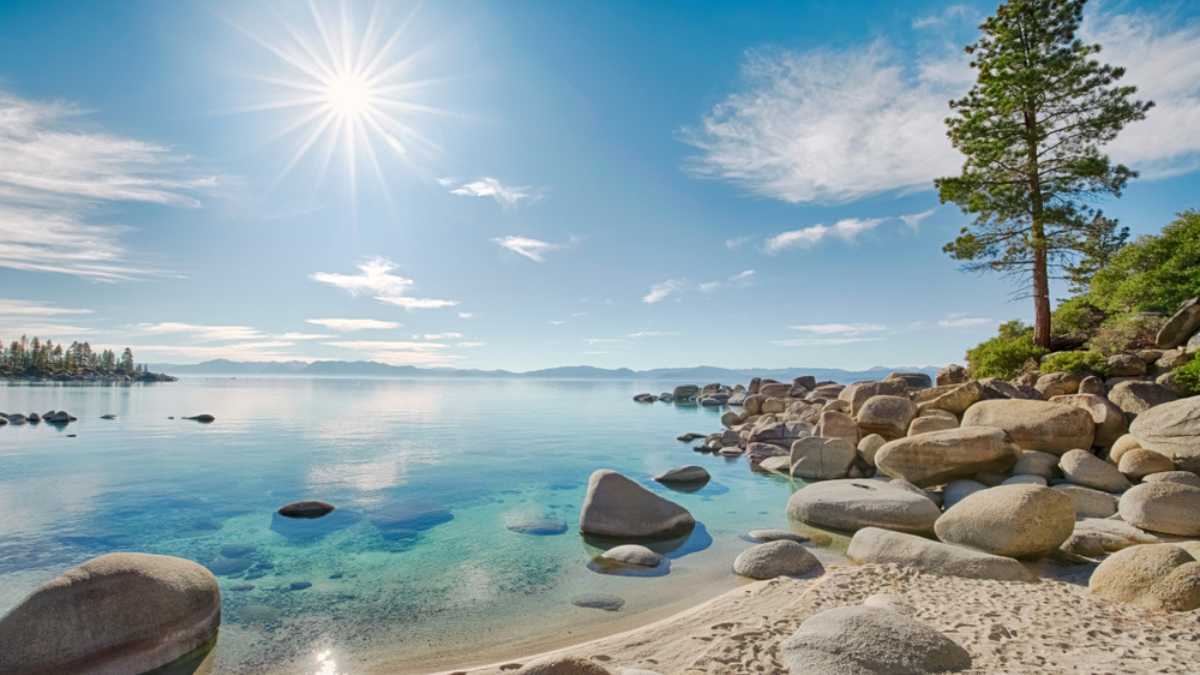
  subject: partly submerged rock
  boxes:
[277,500,336,519]
[781,606,972,675]
[579,469,695,539]
[653,465,710,485]
[599,544,663,567]
[184,414,216,423]
[746,528,809,544]
[0,553,220,674]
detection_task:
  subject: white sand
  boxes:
[451,562,1200,674]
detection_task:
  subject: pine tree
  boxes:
[935,0,1152,348]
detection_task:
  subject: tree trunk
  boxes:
[1024,106,1052,350]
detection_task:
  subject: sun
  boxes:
[229,1,446,194]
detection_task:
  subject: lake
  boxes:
[0,377,807,673]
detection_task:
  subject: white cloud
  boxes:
[899,208,937,232]
[548,320,566,326]
[627,330,680,338]
[418,332,464,340]
[699,269,756,293]
[682,7,1200,203]
[937,315,994,328]
[585,338,628,345]
[457,312,475,319]
[1,322,93,337]
[305,318,401,331]
[912,4,974,29]
[276,332,331,340]
[0,299,93,317]
[765,218,884,253]
[310,257,458,310]
[0,90,216,280]
[322,338,460,366]
[456,341,486,348]
[442,177,540,207]
[789,323,886,336]
[724,236,752,250]
[771,337,885,347]
[323,340,449,351]
[642,279,686,304]
[134,322,263,342]
[122,341,301,362]
[493,236,560,263]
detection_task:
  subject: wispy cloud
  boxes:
[0,299,93,317]
[0,90,216,280]
[937,315,994,328]
[1,322,94,338]
[912,4,974,29]
[310,257,458,310]
[699,269,756,292]
[789,323,887,336]
[642,279,686,304]
[134,322,263,342]
[440,177,541,207]
[276,332,331,340]
[305,318,401,332]
[899,208,937,232]
[682,7,1200,203]
[456,341,486,348]
[323,340,449,351]
[771,336,886,347]
[322,338,459,366]
[417,332,464,340]
[725,236,752,250]
[121,341,301,363]
[457,312,475,319]
[585,337,629,345]
[627,330,680,338]
[493,236,561,263]
[548,320,566,326]
[765,218,884,253]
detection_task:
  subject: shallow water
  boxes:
[0,378,804,673]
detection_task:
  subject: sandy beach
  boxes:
[451,562,1200,674]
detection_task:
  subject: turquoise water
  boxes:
[0,378,804,673]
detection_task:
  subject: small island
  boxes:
[0,336,175,383]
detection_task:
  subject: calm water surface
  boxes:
[0,378,805,673]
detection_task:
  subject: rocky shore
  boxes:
[0,371,176,384]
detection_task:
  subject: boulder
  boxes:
[278,500,336,519]
[1059,449,1131,493]
[838,380,908,415]
[1108,433,1143,464]
[747,528,810,544]
[757,455,791,474]
[916,381,983,417]
[1062,518,1159,558]
[1051,484,1118,518]
[816,409,859,445]
[790,436,856,481]
[1128,396,1200,471]
[1156,297,1200,349]
[720,411,740,428]
[1118,482,1200,536]
[936,364,969,386]
[672,384,699,400]
[1002,474,1047,486]
[874,427,1020,488]
[0,553,220,674]
[743,394,765,415]
[184,414,215,423]
[1078,375,1105,396]
[1108,380,1179,416]
[961,399,1095,454]
[934,485,1075,559]
[1157,348,1192,370]
[856,395,917,440]
[1142,470,1200,488]
[733,540,819,579]
[886,372,933,389]
[759,382,792,398]
[1012,449,1059,479]
[653,465,710,485]
[907,415,959,436]
[633,393,656,403]
[786,479,940,535]
[1118,448,1175,479]
[942,480,987,510]
[856,433,887,466]
[762,397,788,414]
[571,593,625,612]
[780,606,972,675]
[1089,544,1200,611]
[1108,353,1147,377]
[519,657,614,675]
[794,375,818,390]
[1049,393,1128,448]
[599,544,662,567]
[579,470,694,539]
[848,527,1032,581]
[1035,372,1083,398]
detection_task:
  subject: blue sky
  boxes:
[1,0,1198,371]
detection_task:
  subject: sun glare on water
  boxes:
[230,1,446,194]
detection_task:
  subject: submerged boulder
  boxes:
[0,553,220,674]
[579,469,694,539]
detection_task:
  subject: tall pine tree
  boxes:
[936,0,1151,348]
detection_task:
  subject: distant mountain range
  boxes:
[147,359,941,384]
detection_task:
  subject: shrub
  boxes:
[1039,351,1109,377]
[1174,355,1200,396]
[1051,296,1105,336]
[1089,312,1167,356]
[966,321,1047,379]
[1089,211,1200,315]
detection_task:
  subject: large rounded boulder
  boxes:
[781,606,971,675]
[961,399,1094,454]
[874,426,1019,487]
[790,436,856,481]
[1050,393,1128,448]
[848,527,1032,581]
[1058,449,1131,493]
[934,484,1075,559]
[855,395,917,440]
[579,469,695,539]
[0,553,220,674]
[1089,544,1200,611]
[1128,396,1200,472]
[733,540,820,579]
[1118,481,1200,536]
[786,479,940,535]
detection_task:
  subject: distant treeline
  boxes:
[0,336,172,381]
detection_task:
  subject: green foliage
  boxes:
[936,0,1151,346]
[1088,312,1167,356]
[0,336,151,379]
[1089,211,1200,314]
[1174,355,1200,396]
[1051,296,1106,336]
[1039,350,1109,376]
[966,322,1048,379]
[1064,212,1129,293]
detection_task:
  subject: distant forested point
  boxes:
[0,336,175,383]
